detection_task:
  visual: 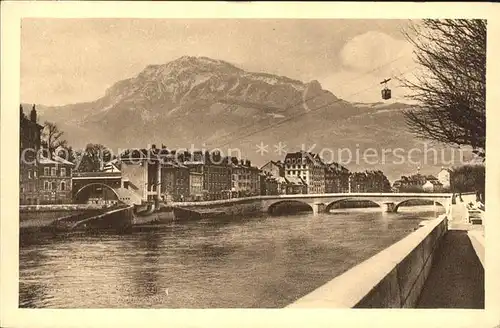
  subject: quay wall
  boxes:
[170,196,262,208]
[171,198,264,219]
[20,204,104,230]
[287,214,448,308]
[20,204,108,212]
[20,210,86,230]
[20,204,128,231]
[211,200,264,216]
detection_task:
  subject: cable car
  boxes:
[381,88,391,100]
[380,78,392,100]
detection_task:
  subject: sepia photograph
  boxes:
[2,2,500,328]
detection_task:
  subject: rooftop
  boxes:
[260,160,284,169]
[39,155,75,166]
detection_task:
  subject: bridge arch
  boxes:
[267,200,313,215]
[73,182,121,204]
[393,199,445,213]
[325,198,382,212]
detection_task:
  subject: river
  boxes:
[19,205,444,308]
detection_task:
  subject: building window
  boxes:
[44,181,50,190]
[51,167,56,176]
[44,167,50,176]
[61,181,66,191]
[34,170,37,178]
[51,182,57,190]
[28,170,32,179]
[61,168,66,177]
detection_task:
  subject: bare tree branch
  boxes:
[401,19,486,156]
[41,121,68,158]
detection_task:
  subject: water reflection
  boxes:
[19,206,444,308]
[131,232,162,298]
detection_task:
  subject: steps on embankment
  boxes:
[50,209,110,231]
[49,205,133,232]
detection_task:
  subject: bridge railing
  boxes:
[170,192,453,207]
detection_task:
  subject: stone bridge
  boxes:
[51,205,134,232]
[261,192,453,215]
[171,192,453,215]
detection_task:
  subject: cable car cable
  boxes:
[213,65,418,150]
[205,54,413,148]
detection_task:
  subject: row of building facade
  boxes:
[391,168,451,193]
[119,147,263,202]
[117,148,392,203]
[19,104,393,205]
[261,151,391,195]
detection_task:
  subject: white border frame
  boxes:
[2,2,500,327]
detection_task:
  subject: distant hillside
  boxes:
[24,56,471,181]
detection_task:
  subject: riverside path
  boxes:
[416,202,485,308]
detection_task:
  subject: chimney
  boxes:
[30,104,37,123]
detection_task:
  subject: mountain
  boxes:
[26,56,472,181]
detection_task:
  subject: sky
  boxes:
[21,19,418,106]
